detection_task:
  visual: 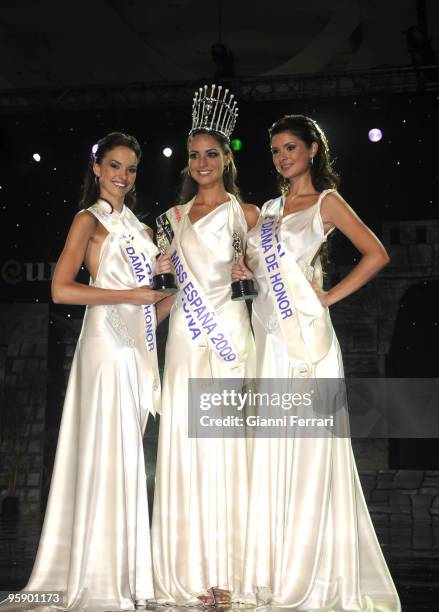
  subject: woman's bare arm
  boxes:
[318,192,390,307]
[52,211,166,306]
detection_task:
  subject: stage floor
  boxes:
[1,517,439,611]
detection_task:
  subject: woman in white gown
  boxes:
[152,86,259,604]
[233,115,400,611]
[23,132,169,610]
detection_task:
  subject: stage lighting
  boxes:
[163,147,173,158]
[368,129,383,143]
[33,153,41,162]
[92,144,98,157]
[231,139,243,151]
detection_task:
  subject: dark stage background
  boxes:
[1,0,439,607]
[0,91,437,292]
[1,89,439,487]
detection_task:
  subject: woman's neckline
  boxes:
[187,196,231,226]
[97,198,125,216]
[281,190,327,219]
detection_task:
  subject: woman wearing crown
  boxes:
[233,115,400,610]
[151,85,259,604]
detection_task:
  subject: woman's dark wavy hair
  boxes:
[269,115,340,194]
[177,129,241,204]
[79,131,142,211]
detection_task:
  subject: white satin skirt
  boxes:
[23,330,154,610]
[241,313,401,611]
[152,301,256,604]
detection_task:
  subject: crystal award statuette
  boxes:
[153,214,178,292]
[231,231,258,301]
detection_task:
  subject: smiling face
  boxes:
[93,145,138,204]
[187,132,231,187]
[271,131,318,182]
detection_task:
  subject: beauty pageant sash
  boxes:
[259,196,333,371]
[88,202,160,406]
[169,203,241,367]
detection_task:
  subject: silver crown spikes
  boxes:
[190,84,238,141]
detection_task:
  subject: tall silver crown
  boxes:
[190,84,238,141]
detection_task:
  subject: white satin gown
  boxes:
[243,190,400,611]
[24,201,160,610]
[152,196,256,603]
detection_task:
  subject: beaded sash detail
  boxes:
[104,306,135,348]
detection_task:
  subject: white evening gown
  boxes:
[152,197,256,603]
[24,201,160,610]
[243,191,400,611]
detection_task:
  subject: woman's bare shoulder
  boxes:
[240,202,260,229]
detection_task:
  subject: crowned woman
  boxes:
[152,85,259,604]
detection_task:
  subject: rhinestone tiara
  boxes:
[190,84,238,141]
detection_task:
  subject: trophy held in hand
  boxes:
[231,231,258,301]
[153,213,178,293]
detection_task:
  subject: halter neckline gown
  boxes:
[243,190,400,611]
[24,200,160,610]
[152,195,256,604]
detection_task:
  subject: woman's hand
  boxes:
[232,255,254,282]
[131,286,168,305]
[155,254,173,275]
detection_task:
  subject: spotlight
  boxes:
[92,144,98,157]
[231,139,243,151]
[33,153,41,162]
[368,128,383,143]
[162,147,173,158]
